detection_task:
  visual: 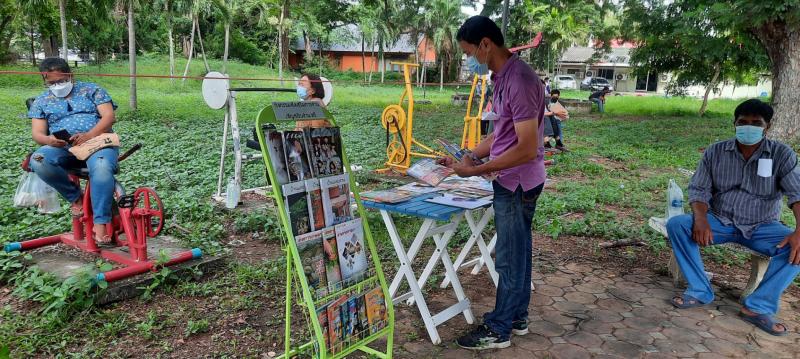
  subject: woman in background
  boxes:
[296,73,331,128]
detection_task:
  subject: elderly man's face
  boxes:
[42,71,72,86]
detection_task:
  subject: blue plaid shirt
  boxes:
[27,81,116,135]
[688,138,800,238]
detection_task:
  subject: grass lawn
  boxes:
[0,56,788,357]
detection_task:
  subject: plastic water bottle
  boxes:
[226,178,240,209]
[666,179,684,219]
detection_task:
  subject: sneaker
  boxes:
[456,324,511,350]
[511,320,529,336]
[555,145,569,153]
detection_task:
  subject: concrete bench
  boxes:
[648,216,770,300]
[451,93,470,106]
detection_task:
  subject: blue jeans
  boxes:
[29,145,119,224]
[667,213,800,316]
[484,182,543,338]
[591,98,604,113]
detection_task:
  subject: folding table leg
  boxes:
[387,215,435,297]
[408,215,463,305]
[442,208,496,289]
[430,223,476,325]
[380,210,442,344]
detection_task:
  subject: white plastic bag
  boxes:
[13,171,62,213]
[666,179,684,219]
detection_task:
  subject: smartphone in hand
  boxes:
[52,129,71,142]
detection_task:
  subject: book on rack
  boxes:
[335,218,368,283]
[406,158,454,186]
[305,179,325,231]
[346,296,358,339]
[364,286,387,334]
[284,130,314,182]
[283,181,311,236]
[320,174,352,227]
[307,127,344,177]
[317,304,330,350]
[322,227,343,292]
[359,188,415,204]
[295,230,328,297]
[355,294,370,339]
[327,295,349,352]
[265,130,290,185]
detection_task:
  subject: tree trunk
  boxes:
[379,33,385,83]
[439,57,444,91]
[58,0,68,60]
[753,21,800,141]
[128,1,137,110]
[222,22,230,74]
[279,1,289,84]
[501,0,510,37]
[195,19,210,73]
[167,11,175,83]
[368,35,375,83]
[278,2,285,84]
[420,37,430,87]
[30,20,36,66]
[181,16,197,84]
[414,33,420,86]
[361,36,366,82]
[303,30,313,63]
[699,63,720,117]
[43,36,57,58]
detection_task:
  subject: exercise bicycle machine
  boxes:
[5,142,203,283]
[461,74,489,150]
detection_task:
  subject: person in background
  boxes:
[543,77,551,96]
[667,99,800,337]
[442,15,545,351]
[27,57,119,244]
[589,86,611,113]
[296,73,330,128]
[480,87,494,137]
[543,89,568,151]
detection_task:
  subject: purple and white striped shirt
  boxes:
[688,138,800,238]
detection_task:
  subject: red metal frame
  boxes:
[6,174,201,283]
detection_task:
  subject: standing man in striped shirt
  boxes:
[667,99,800,336]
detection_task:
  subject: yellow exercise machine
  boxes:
[378,62,443,174]
[461,74,489,150]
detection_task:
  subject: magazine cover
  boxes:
[355,294,370,339]
[327,295,349,352]
[305,179,325,231]
[316,304,330,350]
[308,127,344,177]
[346,296,358,339]
[407,158,454,186]
[334,218,368,282]
[282,181,311,236]
[320,174,352,227]
[284,130,313,182]
[264,130,290,185]
[295,230,328,297]
[322,227,343,292]
[364,286,387,333]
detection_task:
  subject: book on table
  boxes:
[284,130,314,182]
[265,129,290,185]
[282,181,311,236]
[335,218,368,283]
[395,182,443,195]
[320,173,352,227]
[425,193,492,210]
[406,158,454,186]
[295,230,328,297]
[307,127,345,177]
[359,188,416,204]
[305,179,325,232]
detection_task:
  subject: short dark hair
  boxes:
[39,57,71,73]
[302,73,325,100]
[456,16,504,47]
[603,86,610,92]
[734,99,774,123]
[551,89,561,95]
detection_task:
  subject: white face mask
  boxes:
[49,81,73,98]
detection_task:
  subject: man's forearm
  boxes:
[88,116,114,136]
[476,141,537,174]
[472,134,494,159]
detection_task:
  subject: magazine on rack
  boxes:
[307,127,344,177]
[335,218,368,283]
[322,227,343,292]
[406,159,454,186]
[282,181,311,236]
[320,174,352,226]
[364,286,387,333]
[295,230,328,297]
[305,179,325,231]
[284,130,313,182]
[265,130,290,185]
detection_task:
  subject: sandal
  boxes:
[739,311,789,336]
[70,201,83,217]
[670,294,707,309]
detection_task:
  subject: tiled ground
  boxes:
[391,256,800,358]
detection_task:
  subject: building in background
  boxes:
[289,24,436,73]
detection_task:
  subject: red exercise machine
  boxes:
[4,143,202,283]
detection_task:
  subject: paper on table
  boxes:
[424,194,492,210]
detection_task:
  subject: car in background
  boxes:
[553,75,577,89]
[580,77,614,92]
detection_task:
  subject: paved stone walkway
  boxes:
[392,258,800,358]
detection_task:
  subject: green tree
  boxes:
[424,0,464,90]
[621,0,769,116]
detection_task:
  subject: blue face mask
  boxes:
[735,125,765,145]
[466,55,488,76]
[296,86,308,100]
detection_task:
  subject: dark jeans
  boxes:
[542,116,563,140]
[483,181,543,338]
